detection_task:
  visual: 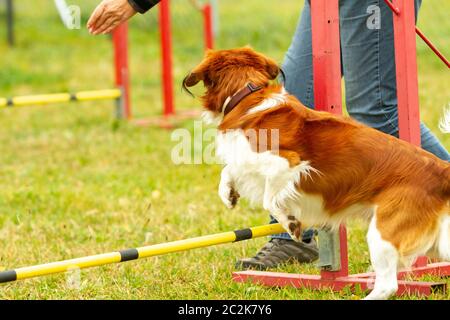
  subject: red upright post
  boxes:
[311,0,342,114]
[391,0,423,266]
[159,0,175,116]
[132,0,202,127]
[391,0,421,146]
[384,0,450,69]
[113,22,131,119]
[310,0,348,279]
[203,4,214,50]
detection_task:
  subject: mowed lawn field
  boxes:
[0,0,449,300]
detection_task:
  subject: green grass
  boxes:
[0,0,449,300]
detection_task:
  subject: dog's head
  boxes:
[183,47,280,119]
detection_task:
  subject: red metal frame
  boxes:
[233,0,450,297]
[160,0,175,117]
[391,0,421,145]
[384,0,450,69]
[415,27,450,69]
[310,0,342,115]
[203,4,214,50]
[133,0,206,128]
[113,22,131,119]
[233,272,446,296]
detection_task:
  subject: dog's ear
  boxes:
[183,50,215,88]
[182,64,208,96]
[183,71,204,87]
[265,57,280,80]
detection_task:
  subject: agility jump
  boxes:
[1,0,215,123]
[0,23,130,119]
[231,0,450,298]
[0,224,284,284]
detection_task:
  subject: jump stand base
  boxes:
[232,262,450,297]
[132,109,202,129]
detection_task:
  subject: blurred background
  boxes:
[0,0,448,299]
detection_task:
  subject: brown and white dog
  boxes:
[183,47,450,300]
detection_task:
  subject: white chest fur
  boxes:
[216,129,373,232]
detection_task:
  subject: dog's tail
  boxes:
[434,214,450,261]
[432,107,450,261]
[439,106,450,134]
[438,107,450,198]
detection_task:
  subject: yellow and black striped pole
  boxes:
[0,223,285,284]
[0,89,122,108]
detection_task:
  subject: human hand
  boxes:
[87,0,137,35]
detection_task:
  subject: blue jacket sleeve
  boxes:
[127,0,160,13]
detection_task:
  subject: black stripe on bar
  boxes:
[6,98,13,107]
[119,249,139,262]
[233,228,253,242]
[69,93,77,101]
[0,270,17,283]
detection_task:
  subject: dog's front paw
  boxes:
[218,183,240,209]
[287,217,302,242]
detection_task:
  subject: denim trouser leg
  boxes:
[282,0,315,109]
[339,0,450,161]
[270,0,450,241]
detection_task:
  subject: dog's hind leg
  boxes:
[364,213,399,300]
[364,188,444,299]
[263,175,303,242]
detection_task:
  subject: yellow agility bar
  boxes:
[75,89,122,102]
[0,97,7,107]
[0,89,122,108]
[0,223,285,284]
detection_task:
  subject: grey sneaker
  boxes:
[235,238,319,270]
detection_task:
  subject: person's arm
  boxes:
[87,0,160,35]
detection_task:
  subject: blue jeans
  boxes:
[272,0,450,241]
